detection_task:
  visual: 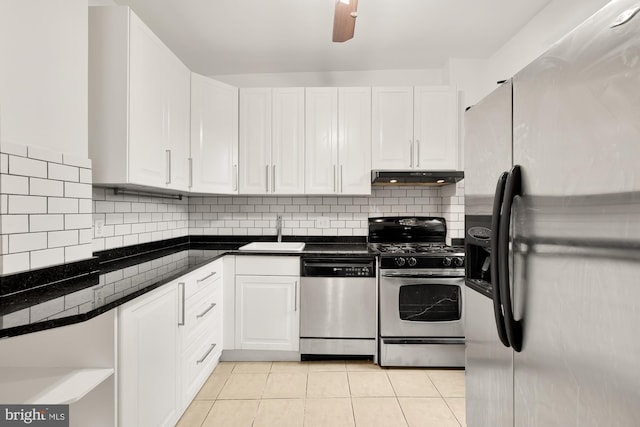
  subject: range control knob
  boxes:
[395,257,406,267]
[407,257,417,267]
[453,257,464,267]
[443,257,452,267]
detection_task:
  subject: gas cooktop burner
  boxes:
[370,243,463,255]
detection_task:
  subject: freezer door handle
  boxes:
[491,171,510,348]
[498,164,523,352]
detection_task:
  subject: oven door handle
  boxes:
[381,272,462,278]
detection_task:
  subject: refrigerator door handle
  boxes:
[491,171,511,348]
[498,164,523,352]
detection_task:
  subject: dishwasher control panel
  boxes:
[301,257,376,277]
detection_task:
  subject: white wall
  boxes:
[449,0,612,106]
[0,0,87,157]
[213,68,445,88]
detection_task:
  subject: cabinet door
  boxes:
[272,88,305,194]
[235,275,299,351]
[165,53,191,191]
[305,88,338,194]
[338,87,372,195]
[271,87,304,194]
[371,87,414,169]
[239,88,271,194]
[128,13,167,187]
[119,284,180,427]
[414,86,459,170]
[190,74,239,194]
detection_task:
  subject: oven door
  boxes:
[380,271,465,338]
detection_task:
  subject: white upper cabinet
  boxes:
[305,87,371,195]
[305,88,338,194]
[413,87,459,170]
[239,88,305,194]
[89,7,190,191]
[338,87,372,194]
[239,88,272,194]
[372,86,459,170]
[164,52,191,191]
[371,87,414,170]
[190,74,239,194]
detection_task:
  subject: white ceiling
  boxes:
[111,0,553,76]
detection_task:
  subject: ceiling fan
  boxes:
[332,0,359,42]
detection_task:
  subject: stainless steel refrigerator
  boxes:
[464,1,640,425]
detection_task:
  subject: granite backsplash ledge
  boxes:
[0,235,369,337]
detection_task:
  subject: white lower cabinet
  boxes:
[235,256,300,352]
[178,259,223,407]
[118,283,181,427]
[118,258,223,427]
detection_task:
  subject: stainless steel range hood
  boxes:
[371,170,464,186]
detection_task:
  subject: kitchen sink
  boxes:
[238,242,306,252]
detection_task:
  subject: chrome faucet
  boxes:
[276,215,283,242]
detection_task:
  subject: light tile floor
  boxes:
[177,361,466,427]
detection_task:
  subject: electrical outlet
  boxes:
[316,217,330,229]
[94,219,105,237]
[94,286,105,306]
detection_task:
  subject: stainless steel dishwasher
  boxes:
[300,256,377,359]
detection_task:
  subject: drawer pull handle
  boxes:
[197,271,217,283]
[178,282,186,326]
[197,344,217,364]
[196,303,217,319]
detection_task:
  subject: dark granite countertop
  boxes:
[0,236,371,338]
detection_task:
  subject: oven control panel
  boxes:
[380,256,465,270]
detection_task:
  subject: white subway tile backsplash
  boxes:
[104,236,124,250]
[48,197,78,214]
[79,168,92,184]
[64,182,92,199]
[177,186,465,240]
[0,253,30,275]
[0,154,8,174]
[9,156,47,178]
[31,247,65,269]
[1,144,94,273]
[29,177,64,197]
[1,215,29,234]
[79,228,93,245]
[8,195,47,214]
[1,174,29,195]
[79,199,92,214]
[48,230,79,248]
[105,213,124,225]
[48,163,79,182]
[0,142,28,157]
[9,232,47,253]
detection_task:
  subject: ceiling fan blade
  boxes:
[332,0,358,42]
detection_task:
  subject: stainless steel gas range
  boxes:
[369,217,465,367]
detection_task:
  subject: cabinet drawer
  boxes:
[182,287,222,347]
[236,256,299,276]
[184,261,222,300]
[182,327,221,405]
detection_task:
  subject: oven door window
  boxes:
[398,284,461,322]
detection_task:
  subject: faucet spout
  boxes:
[276,215,283,242]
